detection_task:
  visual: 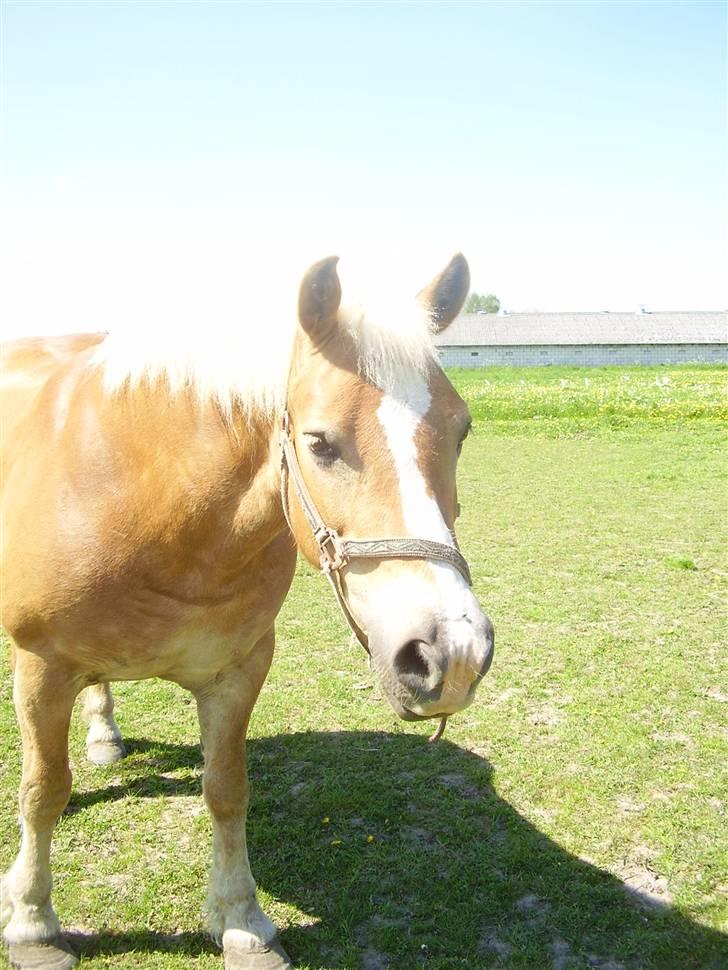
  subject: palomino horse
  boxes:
[0,254,494,970]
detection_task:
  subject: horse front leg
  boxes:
[195,628,292,970]
[1,649,80,970]
[81,682,126,766]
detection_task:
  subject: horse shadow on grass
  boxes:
[62,731,726,969]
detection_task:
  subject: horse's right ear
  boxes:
[298,256,342,341]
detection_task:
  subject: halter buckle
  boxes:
[315,527,347,573]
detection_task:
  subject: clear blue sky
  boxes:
[1,0,725,333]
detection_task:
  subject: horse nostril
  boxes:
[393,640,431,681]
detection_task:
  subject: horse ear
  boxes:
[417,253,470,333]
[298,255,342,340]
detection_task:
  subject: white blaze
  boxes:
[377,376,448,543]
[375,369,487,713]
[376,371,472,612]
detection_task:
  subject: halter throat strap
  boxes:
[279,410,472,654]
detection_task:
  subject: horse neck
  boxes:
[106,384,288,552]
[227,402,289,543]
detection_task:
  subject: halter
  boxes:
[279,410,472,654]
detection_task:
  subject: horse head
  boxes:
[284,254,494,723]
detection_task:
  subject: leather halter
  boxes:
[279,410,472,655]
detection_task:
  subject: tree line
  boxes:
[465,292,500,314]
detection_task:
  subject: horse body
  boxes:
[0,255,494,969]
[2,336,294,687]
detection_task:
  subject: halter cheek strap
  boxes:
[279,410,472,656]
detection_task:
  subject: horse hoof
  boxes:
[223,935,293,970]
[7,937,78,970]
[86,739,126,765]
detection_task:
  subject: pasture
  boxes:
[1,364,726,969]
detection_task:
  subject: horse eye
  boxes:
[305,433,338,463]
[457,425,471,456]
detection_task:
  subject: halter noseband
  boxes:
[279,409,472,656]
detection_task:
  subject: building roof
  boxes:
[434,311,727,347]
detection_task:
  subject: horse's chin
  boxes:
[378,672,482,723]
[380,689,441,723]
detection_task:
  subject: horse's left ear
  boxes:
[417,253,470,333]
[298,255,342,342]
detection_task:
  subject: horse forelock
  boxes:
[338,297,438,394]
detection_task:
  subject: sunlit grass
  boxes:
[451,364,727,435]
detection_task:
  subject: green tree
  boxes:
[465,292,500,314]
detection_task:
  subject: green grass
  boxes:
[2,365,727,969]
[451,363,727,437]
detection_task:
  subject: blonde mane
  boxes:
[90,274,439,418]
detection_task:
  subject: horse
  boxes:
[0,253,494,970]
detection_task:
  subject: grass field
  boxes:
[1,365,727,969]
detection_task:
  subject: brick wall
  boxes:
[437,344,728,368]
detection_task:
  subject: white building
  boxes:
[434,311,727,367]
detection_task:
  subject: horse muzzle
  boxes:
[372,611,495,721]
